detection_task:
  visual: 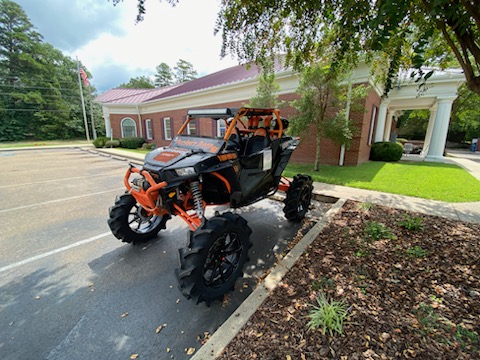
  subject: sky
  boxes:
[15,0,239,93]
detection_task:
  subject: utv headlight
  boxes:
[175,167,196,176]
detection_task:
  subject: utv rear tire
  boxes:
[176,212,252,305]
[108,193,169,244]
[283,175,313,222]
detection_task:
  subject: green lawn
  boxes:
[284,161,480,203]
[0,140,90,148]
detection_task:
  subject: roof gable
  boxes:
[96,59,287,105]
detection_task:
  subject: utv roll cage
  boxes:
[177,107,286,145]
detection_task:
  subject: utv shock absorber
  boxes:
[191,180,204,220]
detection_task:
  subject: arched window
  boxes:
[121,118,137,138]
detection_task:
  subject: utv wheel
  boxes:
[108,193,169,244]
[283,174,314,222]
[176,212,252,305]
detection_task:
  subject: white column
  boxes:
[384,111,395,141]
[374,100,389,142]
[421,105,437,156]
[103,107,112,137]
[425,97,455,161]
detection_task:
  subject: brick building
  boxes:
[96,62,464,165]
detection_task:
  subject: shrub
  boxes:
[142,142,156,151]
[105,139,120,148]
[92,136,109,148]
[399,214,424,231]
[364,221,396,241]
[120,137,145,149]
[370,141,403,162]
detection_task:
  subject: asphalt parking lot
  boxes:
[0,148,329,360]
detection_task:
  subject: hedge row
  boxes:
[92,136,147,149]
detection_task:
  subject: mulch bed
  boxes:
[220,200,480,359]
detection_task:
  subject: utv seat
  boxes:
[244,127,271,156]
[225,127,242,152]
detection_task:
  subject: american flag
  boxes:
[79,67,90,87]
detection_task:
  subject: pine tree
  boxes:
[173,59,197,83]
[154,62,173,87]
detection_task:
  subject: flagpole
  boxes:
[89,93,97,140]
[77,58,90,142]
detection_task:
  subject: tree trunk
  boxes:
[314,128,321,171]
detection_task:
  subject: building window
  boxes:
[368,106,377,145]
[145,119,153,140]
[217,119,226,138]
[121,118,137,138]
[163,117,172,140]
[187,120,197,135]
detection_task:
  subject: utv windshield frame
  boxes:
[176,107,285,145]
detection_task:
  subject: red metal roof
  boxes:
[96,59,287,105]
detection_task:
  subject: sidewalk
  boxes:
[90,147,480,224]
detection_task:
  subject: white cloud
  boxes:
[69,0,239,91]
[16,0,239,92]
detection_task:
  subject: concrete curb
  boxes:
[191,198,347,360]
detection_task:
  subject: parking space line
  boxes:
[0,232,112,273]
[0,173,125,189]
[0,188,124,214]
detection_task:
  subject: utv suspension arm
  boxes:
[124,166,168,215]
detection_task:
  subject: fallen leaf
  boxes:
[121,312,129,318]
[156,325,164,334]
[286,355,292,360]
[176,299,180,304]
[130,354,138,359]
[255,332,263,337]
[34,295,41,300]
[166,348,171,353]
[186,347,195,355]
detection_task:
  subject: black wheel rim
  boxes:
[203,232,243,288]
[128,204,162,234]
[297,185,312,214]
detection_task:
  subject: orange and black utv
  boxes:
[108,107,313,304]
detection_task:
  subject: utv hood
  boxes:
[144,146,213,169]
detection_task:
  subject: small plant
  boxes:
[414,302,439,330]
[399,214,424,231]
[406,245,428,258]
[312,277,335,291]
[354,250,369,257]
[357,202,374,211]
[364,221,396,241]
[306,293,350,336]
[454,325,480,350]
[142,142,156,150]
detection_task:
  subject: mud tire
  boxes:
[283,174,314,222]
[108,193,169,244]
[176,212,252,305]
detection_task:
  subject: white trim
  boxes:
[163,117,172,140]
[145,119,153,140]
[121,117,137,138]
[368,105,377,146]
[187,121,196,135]
[217,119,226,138]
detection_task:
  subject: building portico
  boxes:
[373,69,465,161]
